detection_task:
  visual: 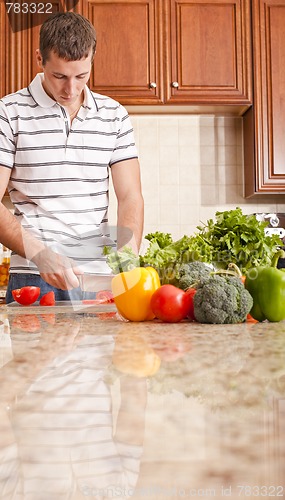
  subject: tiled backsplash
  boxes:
[3,114,285,247]
[108,114,285,243]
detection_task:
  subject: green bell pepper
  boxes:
[245,252,285,322]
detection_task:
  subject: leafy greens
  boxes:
[104,208,283,279]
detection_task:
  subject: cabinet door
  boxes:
[244,0,285,196]
[82,0,163,104]
[165,0,252,107]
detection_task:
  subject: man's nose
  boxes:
[63,80,75,96]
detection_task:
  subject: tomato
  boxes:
[150,284,193,323]
[39,291,55,306]
[185,288,197,321]
[96,290,114,303]
[12,286,40,306]
[82,290,114,305]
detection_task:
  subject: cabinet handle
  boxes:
[149,82,157,88]
[171,81,179,88]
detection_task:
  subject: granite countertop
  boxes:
[0,303,285,499]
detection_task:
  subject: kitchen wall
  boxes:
[108,114,285,248]
[3,114,285,248]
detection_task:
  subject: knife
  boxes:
[78,273,114,293]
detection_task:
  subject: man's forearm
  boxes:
[0,202,45,260]
[116,194,144,254]
[0,202,82,289]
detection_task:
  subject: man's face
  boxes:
[36,49,92,108]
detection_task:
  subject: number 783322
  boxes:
[5,2,52,14]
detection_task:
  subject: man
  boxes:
[0,12,144,302]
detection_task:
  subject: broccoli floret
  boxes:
[193,275,253,324]
[177,261,212,290]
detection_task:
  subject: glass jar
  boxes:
[0,246,10,303]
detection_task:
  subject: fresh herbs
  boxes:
[193,208,283,272]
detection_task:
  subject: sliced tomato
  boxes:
[82,290,114,305]
[12,286,41,306]
[82,299,106,305]
[39,291,55,306]
[96,290,114,303]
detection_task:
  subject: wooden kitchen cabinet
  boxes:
[244,0,285,196]
[81,0,163,104]
[82,0,252,109]
[0,0,252,110]
[165,0,252,107]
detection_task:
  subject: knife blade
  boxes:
[78,273,114,292]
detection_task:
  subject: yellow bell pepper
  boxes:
[111,266,160,321]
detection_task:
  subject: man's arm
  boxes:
[111,158,144,254]
[0,167,82,289]
[0,167,43,259]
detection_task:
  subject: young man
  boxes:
[0,12,144,302]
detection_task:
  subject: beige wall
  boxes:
[108,114,285,245]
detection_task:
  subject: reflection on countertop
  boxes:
[0,304,285,499]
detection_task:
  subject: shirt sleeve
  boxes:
[0,100,15,169]
[109,106,138,166]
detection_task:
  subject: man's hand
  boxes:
[32,247,83,290]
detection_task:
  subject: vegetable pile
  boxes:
[104,207,285,324]
[104,207,283,280]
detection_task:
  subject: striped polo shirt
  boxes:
[0,74,138,275]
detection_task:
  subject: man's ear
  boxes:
[36,49,43,69]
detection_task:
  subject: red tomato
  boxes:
[39,291,55,306]
[12,286,41,306]
[96,290,114,303]
[185,288,197,321]
[82,290,114,305]
[151,284,192,323]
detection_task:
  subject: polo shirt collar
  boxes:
[28,73,99,113]
[85,87,99,113]
[28,73,56,108]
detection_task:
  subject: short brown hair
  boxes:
[39,12,97,65]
